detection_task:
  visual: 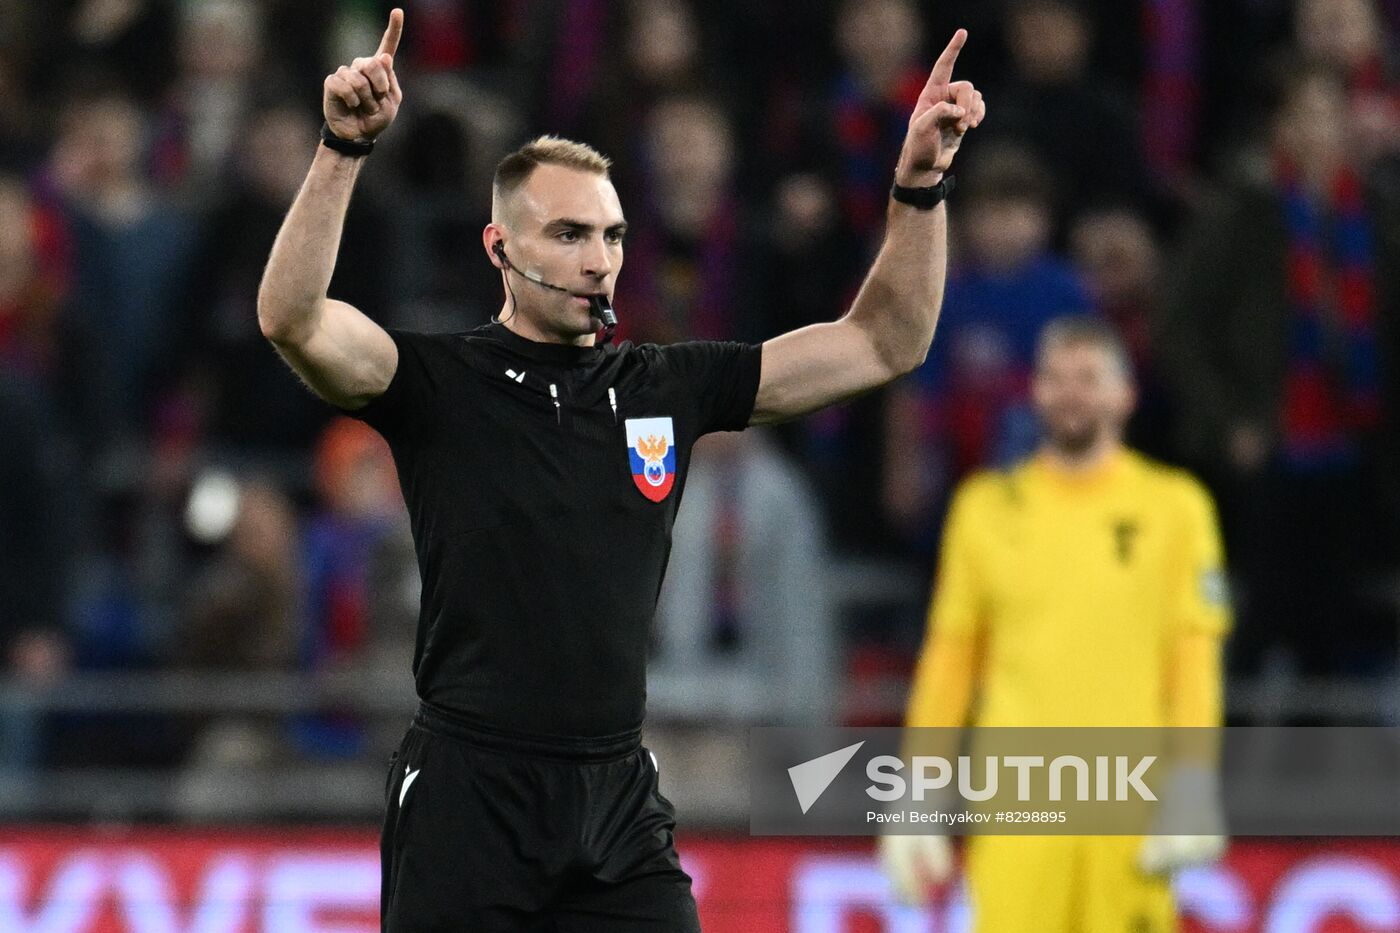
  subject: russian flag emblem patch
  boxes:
[625,417,676,502]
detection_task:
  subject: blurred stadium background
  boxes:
[2,0,1400,929]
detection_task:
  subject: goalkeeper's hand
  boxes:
[879,834,954,906]
[1138,834,1227,876]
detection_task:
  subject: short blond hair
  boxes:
[492,136,612,220]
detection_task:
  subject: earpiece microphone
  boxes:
[493,242,618,344]
[493,241,569,294]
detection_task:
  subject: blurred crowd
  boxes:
[2,0,1400,779]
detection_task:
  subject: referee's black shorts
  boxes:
[380,702,701,932]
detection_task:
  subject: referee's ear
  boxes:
[483,225,508,270]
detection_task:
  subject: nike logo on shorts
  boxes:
[400,766,420,807]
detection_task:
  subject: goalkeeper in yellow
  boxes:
[880,316,1231,931]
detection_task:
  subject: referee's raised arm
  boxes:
[256,9,405,412]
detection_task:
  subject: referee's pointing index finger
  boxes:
[928,28,967,87]
[377,8,404,58]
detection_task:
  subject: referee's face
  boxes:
[497,164,627,340]
[1032,340,1136,455]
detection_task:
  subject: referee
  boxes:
[256,9,985,930]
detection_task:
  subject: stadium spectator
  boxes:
[1295,0,1400,170]
[0,173,114,460]
[649,430,834,725]
[884,145,1092,554]
[1070,205,1175,458]
[45,90,197,443]
[178,478,301,672]
[150,0,265,197]
[621,92,757,344]
[1297,0,1392,86]
[27,0,177,105]
[0,52,47,174]
[752,171,874,537]
[0,177,63,369]
[828,0,928,240]
[755,170,860,351]
[1159,60,1400,678]
[1139,0,1204,196]
[291,418,415,760]
[0,174,107,659]
[581,0,710,184]
[172,477,302,815]
[0,374,73,776]
[389,103,502,332]
[989,0,1154,221]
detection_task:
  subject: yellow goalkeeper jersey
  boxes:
[919,447,1230,728]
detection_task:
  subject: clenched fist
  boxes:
[324,8,405,143]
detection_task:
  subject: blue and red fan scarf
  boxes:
[832,68,927,238]
[1277,157,1382,468]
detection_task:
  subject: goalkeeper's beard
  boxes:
[1046,420,1106,457]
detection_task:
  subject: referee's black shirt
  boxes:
[339,321,763,742]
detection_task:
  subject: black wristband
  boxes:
[891,175,955,210]
[320,122,375,157]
